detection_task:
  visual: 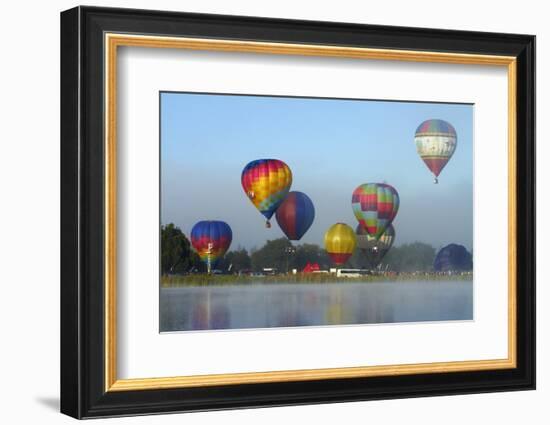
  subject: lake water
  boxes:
[160,280,473,332]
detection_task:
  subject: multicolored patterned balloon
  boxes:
[190,221,232,273]
[351,183,399,240]
[356,223,395,268]
[324,223,356,266]
[275,191,315,241]
[241,159,292,227]
[414,119,457,183]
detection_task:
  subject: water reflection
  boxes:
[160,280,473,332]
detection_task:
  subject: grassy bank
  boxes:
[161,273,473,287]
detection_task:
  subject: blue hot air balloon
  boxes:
[275,191,315,241]
[434,244,473,272]
[190,220,232,273]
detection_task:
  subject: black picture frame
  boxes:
[61,5,535,419]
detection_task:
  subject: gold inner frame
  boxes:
[104,33,517,392]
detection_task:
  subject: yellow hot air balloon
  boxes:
[324,223,356,265]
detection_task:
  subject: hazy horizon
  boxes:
[160,92,473,252]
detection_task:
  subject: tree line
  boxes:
[162,223,454,274]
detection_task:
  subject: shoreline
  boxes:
[161,273,473,287]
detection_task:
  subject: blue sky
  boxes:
[161,92,473,252]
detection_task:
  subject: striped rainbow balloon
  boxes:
[241,159,292,227]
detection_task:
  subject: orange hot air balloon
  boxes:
[324,223,356,266]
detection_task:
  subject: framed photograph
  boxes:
[60,6,535,419]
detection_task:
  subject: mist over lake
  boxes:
[160,280,473,332]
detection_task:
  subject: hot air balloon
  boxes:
[241,159,292,228]
[351,183,399,239]
[356,223,395,269]
[414,119,457,184]
[324,223,356,266]
[275,191,315,241]
[434,243,473,272]
[190,220,232,274]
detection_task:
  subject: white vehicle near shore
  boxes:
[336,269,371,278]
